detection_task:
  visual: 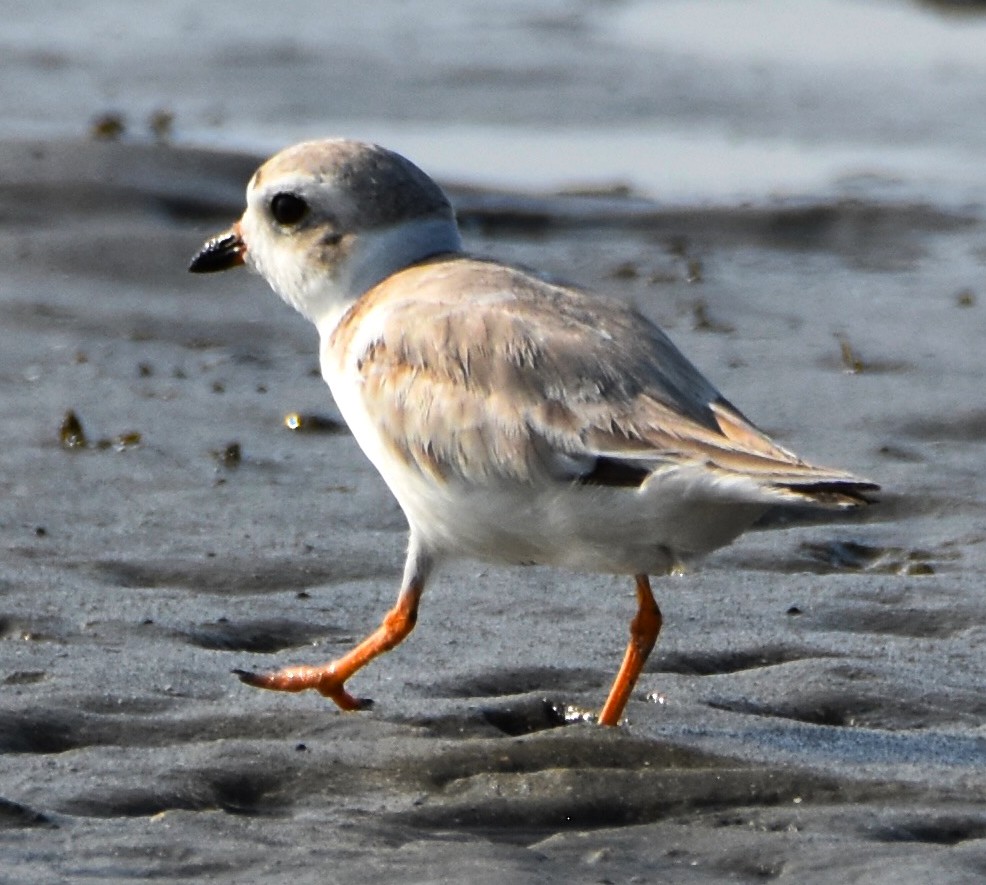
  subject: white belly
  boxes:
[391,473,765,575]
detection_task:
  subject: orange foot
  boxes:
[233,665,370,711]
[230,577,423,714]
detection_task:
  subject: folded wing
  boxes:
[345,258,878,508]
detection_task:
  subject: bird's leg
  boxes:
[597,574,662,727]
[236,542,432,712]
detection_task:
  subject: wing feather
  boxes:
[340,257,877,507]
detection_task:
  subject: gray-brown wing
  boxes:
[351,260,876,505]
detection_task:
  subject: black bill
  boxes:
[188,227,246,274]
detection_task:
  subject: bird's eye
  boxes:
[270,192,309,226]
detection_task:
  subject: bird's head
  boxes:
[189,139,462,330]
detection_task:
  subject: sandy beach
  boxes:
[3,2,986,882]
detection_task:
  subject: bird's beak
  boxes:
[188,222,247,274]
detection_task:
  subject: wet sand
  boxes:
[3,2,986,883]
[2,137,985,884]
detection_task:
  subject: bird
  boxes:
[189,139,877,726]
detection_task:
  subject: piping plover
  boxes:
[189,139,877,726]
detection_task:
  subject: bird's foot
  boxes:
[233,665,372,711]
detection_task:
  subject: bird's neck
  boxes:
[343,216,462,302]
[313,215,462,336]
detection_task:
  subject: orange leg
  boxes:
[597,574,662,727]
[235,577,423,712]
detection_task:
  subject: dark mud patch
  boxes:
[707,668,986,731]
[0,614,67,643]
[811,603,979,639]
[453,193,974,270]
[0,706,337,754]
[410,730,728,791]
[732,533,955,575]
[178,617,342,654]
[869,811,986,846]
[399,757,902,844]
[413,668,611,736]
[0,711,83,754]
[59,767,291,818]
[376,724,939,848]
[3,297,288,355]
[709,692,927,731]
[0,797,55,829]
[396,698,572,739]
[0,140,257,228]
[426,665,603,699]
[74,694,177,717]
[901,409,986,444]
[653,644,827,676]
[479,698,570,736]
[2,671,49,686]
[85,554,395,595]
[799,539,944,576]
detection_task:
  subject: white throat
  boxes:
[343,216,462,302]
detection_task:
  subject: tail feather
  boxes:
[703,401,879,509]
[767,477,879,510]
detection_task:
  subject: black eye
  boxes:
[270,192,309,226]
